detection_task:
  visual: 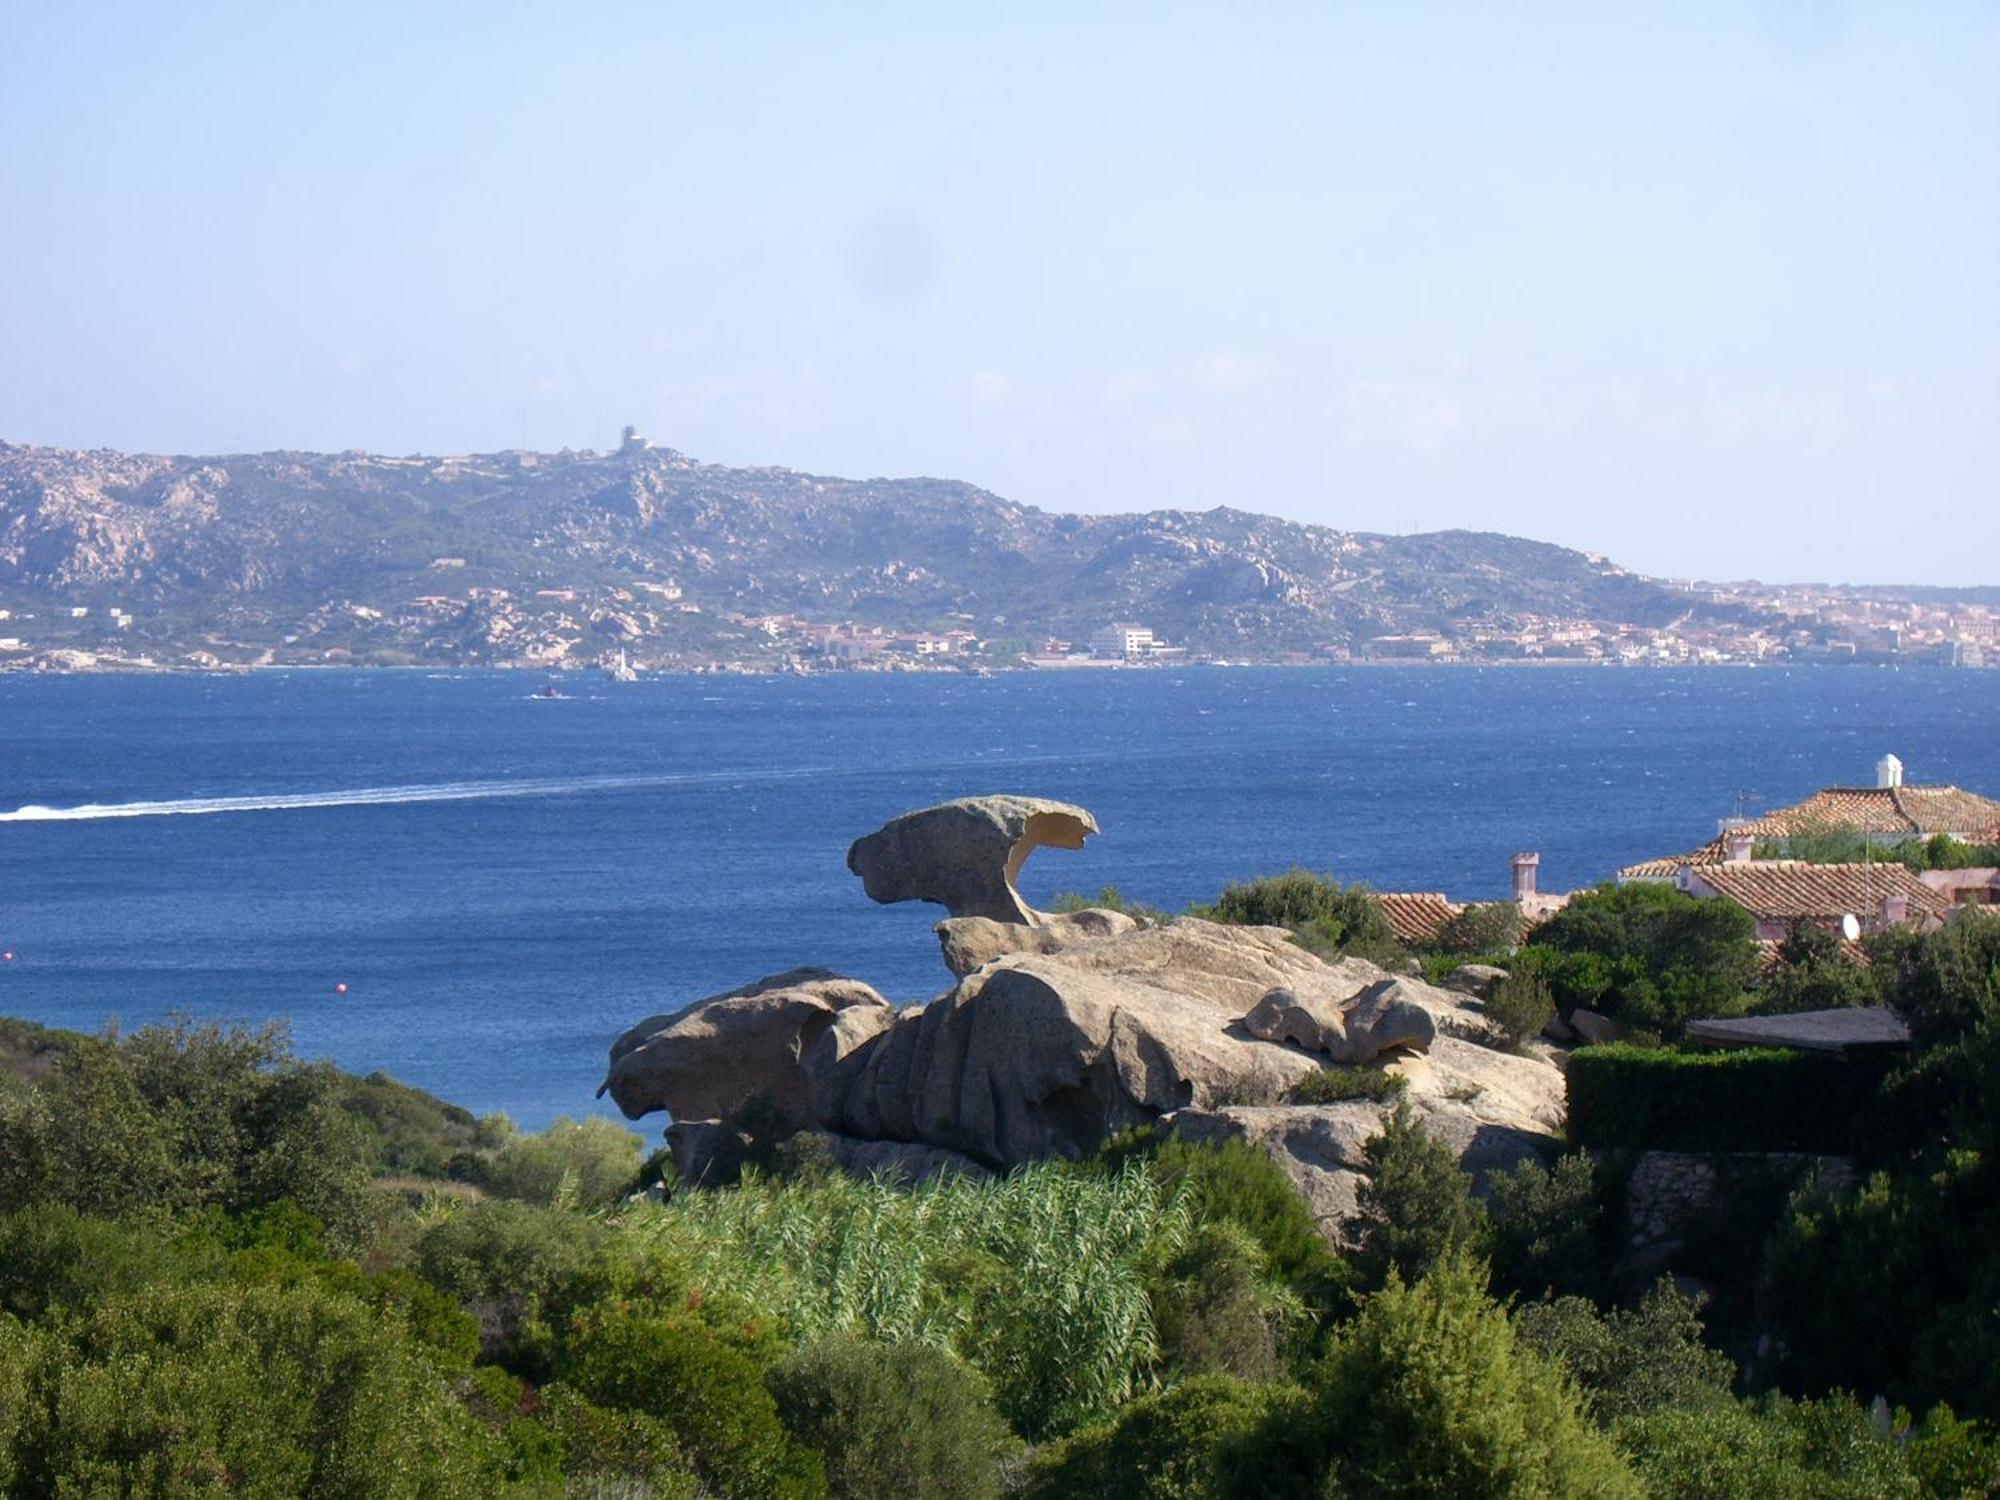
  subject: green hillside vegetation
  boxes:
[1,906,1997,1493]
[0,964,1993,1495]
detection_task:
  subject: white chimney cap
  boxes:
[1876,753,1904,789]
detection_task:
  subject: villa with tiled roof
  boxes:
[1618,755,2000,883]
[1685,860,1950,941]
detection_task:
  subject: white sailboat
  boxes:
[606,647,639,683]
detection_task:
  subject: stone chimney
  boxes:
[1881,891,1909,927]
[1877,753,1904,789]
[1511,852,1540,901]
[1724,828,1755,863]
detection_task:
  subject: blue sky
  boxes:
[1,3,1993,584]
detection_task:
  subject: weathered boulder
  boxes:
[601,968,894,1127]
[1242,978,1436,1063]
[847,795,1098,925]
[833,949,1321,1166]
[1166,1033,1566,1241]
[1570,1008,1621,1046]
[1443,963,1509,1000]
[936,907,1139,977]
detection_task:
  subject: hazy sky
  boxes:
[2,4,1994,584]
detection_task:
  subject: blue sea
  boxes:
[2,667,1995,1129]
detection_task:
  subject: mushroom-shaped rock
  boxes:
[846,795,1099,925]
[600,967,894,1128]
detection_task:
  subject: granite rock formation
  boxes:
[607,797,1569,1242]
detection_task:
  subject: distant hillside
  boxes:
[0,437,1713,667]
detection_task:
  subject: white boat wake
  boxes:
[0,769,819,823]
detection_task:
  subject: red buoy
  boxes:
[1,951,12,962]
[334,982,348,995]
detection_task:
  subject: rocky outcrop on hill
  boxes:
[0,437,1708,666]
[605,796,1570,1241]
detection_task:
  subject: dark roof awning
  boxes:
[1684,1006,1911,1056]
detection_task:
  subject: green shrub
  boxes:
[1526,881,1760,1036]
[415,1199,615,1374]
[1566,1044,1886,1153]
[486,1114,645,1208]
[1221,1254,1641,1498]
[1765,1149,2000,1420]
[1098,1134,1349,1338]
[1515,1281,1735,1424]
[3,1280,493,1497]
[1485,968,1555,1050]
[0,1019,377,1249]
[1756,921,1882,1014]
[1613,1393,1992,1499]
[336,1069,511,1180]
[766,1336,1014,1500]
[1287,1065,1406,1105]
[0,1203,228,1321]
[1485,1152,1606,1303]
[559,1307,827,1500]
[1150,1221,1287,1381]
[1430,902,1524,956]
[1022,1374,1292,1500]
[537,1383,702,1497]
[1198,869,1403,964]
[0,1314,40,1494]
[1350,1103,1487,1293]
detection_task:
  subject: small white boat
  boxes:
[606,648,638,683]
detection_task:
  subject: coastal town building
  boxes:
[1090,623,1156,660]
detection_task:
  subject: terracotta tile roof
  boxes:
[1617,783,2000,880]
[1689,861,1949,925]
[1739,785,2000,840]
[1375,892,1462,945]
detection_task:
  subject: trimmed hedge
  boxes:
[1566,1044,1887,1154]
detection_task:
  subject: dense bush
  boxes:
[1198,869,1403,964]
[766,1336,1015,1500]
[1100,1133,1350,1337]
[1485,1152,1607,1303]
[1566,1043,1886,1153]
[336,1069,511,1181]
[1765,1149,2000,1420]
[1349,1102,1486,1293]
[0,1019,377,1248]
[1429,901,1525,956]
[485,1113,645,1207]
[1286,1064,1405,1104]
[559,1306,827,1500]
[415,1198,616,1373]
[1221,1255,1641,1498]
[1525,881,1760,1035]
[1616,1393,1998,1499]
[1756,920,1882,1014]
[1485,967,1556,1050]
[1022,1374,1291,1500]
[1515,1281,1735,1424]
[1,1280,493,1497]
[1149,1221,1288,1381]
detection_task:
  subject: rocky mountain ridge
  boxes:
[0,436,1718,667]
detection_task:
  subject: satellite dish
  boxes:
[1841,913,1862,942]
